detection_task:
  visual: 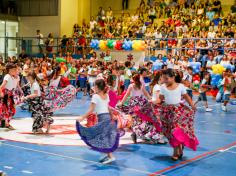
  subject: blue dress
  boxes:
[76,113,119,153]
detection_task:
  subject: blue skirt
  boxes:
[76,113,119,153]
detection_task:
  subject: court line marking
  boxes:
[1,143,152,175]
[225,151,236,154]
[149,141,236,176]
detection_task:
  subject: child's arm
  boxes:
[77,103,96,122]
[183,94,196,111]
[118,85,131,106]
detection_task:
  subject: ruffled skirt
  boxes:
[0,89,16,123]
[44,85,76,112]
[76,113,119,153]
[27,97,54,132]
[118,96,163,143]
[158,103,199,151]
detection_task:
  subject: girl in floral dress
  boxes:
[155,68,199,161]
[0,63,22,130]
[21,72,53,134]
[44,66,76,112]
[117,74,164,144]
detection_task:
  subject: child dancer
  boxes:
[118,74,163,144]
[21,72,53,134]
[194,71,213,112]
[0,63,21,130]
[221,70,235,111]
[76,79,119,164]
[44,66,76,112]
[157,68,198,161]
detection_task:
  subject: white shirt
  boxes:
[183,72,192,90]
[30,81,41,96]
[90,21,97,29]
[91,94,109,114]
[88,67,97,83]
[207,32,216,38]
[3,74,19,90]
[152,84,160,101]
[49,76,61,87]
[160,84,187,104]
[36,33,44,45]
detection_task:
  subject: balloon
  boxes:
[212,64,225,75]
[90,39,99,50]
[132,40,146,51]
[211,74,222,87]
[115,40,123,50]
[189,62,201,74]
[99,40,107,50]
[107,39,115,49]
[56,57,66,63]
[122,40,132,50]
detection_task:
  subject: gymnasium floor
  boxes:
[0,93,236,176]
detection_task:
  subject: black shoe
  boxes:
[131,133,137,144]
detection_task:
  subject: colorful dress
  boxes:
[44,76,76,112]
[0,74,19,125]
[0,89,16,124]
[118,84,163,143]
[44,85,76,112]
[76,94,120,153]
[157,83,199,151]
[27,97,54,132]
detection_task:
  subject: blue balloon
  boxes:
[211,74,222,87]
[189,62,201,74]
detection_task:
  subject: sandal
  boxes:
[6,125,15,130]
[171,156,179,161]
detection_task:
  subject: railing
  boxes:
[0,36,235,61]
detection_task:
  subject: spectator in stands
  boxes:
[45,33,54,54]
[231,0,236,13]
[212,0,222,15]
[36,30,44,54]
[73,24,80,33]
[19,49,28,60]
[206,7,215,21]
[90,16,97,30]
[106,7,113,24]
[148,6,156,24]
[60,35,68,54]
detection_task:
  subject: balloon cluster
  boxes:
[90,39,146,51]
[189,62,201,74]
[99,40,108,50]
[211,74,222,87]
[115,40,123,50]
[212,64,225,75]
[90,39,100,50]
[107,39,116,49]
[132,40,146,51]
[122,40,133,51]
